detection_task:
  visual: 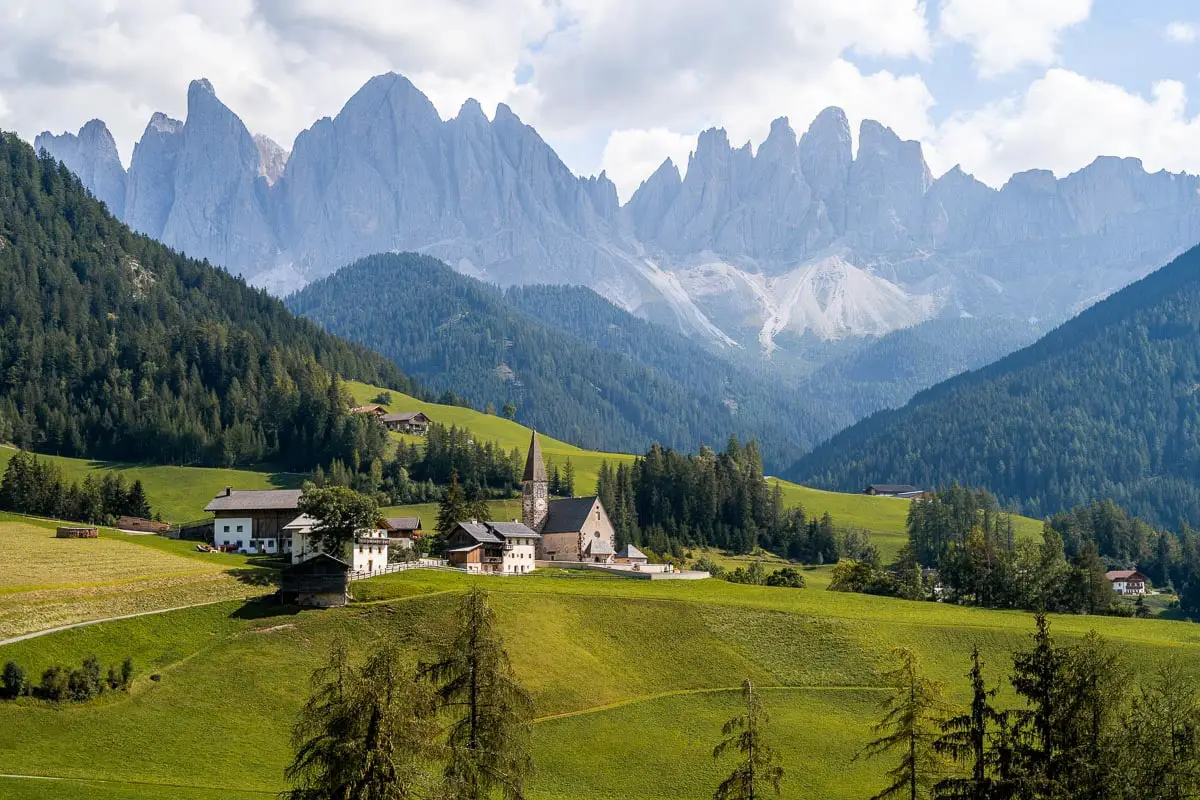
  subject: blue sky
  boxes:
[2,1,1198,201]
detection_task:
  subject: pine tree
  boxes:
[126,479,151,518]
[859,647,947,800]
[285,639,438,800]
[712,679,784,800]
[1009,613,1064,795]
[437,471,469,544]
[562,458,575,498]
[423,587,534,800]
[1127,658,1200,799]
[933,648,1005,800]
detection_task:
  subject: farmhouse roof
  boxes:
[350,404,385,414]
[523,430,547,483]
[384,517,422,531]
[866,484,921,495]
[1105,570,1146,581]
[542,496,599,533]
[283,514,318,531]
[284,552,350,572]
[205,488,303,513]
[585,538,614,556]
[489,521,540,539]
[381,411,429,423]
[455,522,505,545]
[617,544,647,560]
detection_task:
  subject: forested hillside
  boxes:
[0,133,418,469]
[287,253,844,470]
[790,245,1200,528]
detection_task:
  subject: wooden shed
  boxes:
[279,553,350,608]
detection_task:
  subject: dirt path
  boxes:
[0,599,233,648]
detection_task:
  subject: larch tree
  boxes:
[933,647,1007,800]
[859,647,948,800]
[712,679,784,800]
[1127,658,1200,800]
[423,586,534,800]
[285,639,439,800]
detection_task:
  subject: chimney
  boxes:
[224,486,232,497]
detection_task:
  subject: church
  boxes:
[519,431,618,563]
[443,430,617,572]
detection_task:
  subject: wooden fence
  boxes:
[348,559,450,581]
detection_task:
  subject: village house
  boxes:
[444,521,539,574]
[1106,569,1148,596]
[863,484,925,499]
[284,514,390,574]
[350,404,387,416]
[380,411,431,435]
[205,487,303,555]
[383,516,422,550]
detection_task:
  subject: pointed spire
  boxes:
[523,430,547,483]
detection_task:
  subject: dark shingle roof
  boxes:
[487,521,540,539]
[455,522,504,544]
[866,484,921,495]
[381,411,429,423]
[523,431,547,483]
[541,496,598,533]
[205,488,303,513]
[384,517,421,531]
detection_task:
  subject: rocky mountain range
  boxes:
[35,73,1200,386]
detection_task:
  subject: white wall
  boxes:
[214,517,252,551]
[353,536,389,573]
[503,541,537,574]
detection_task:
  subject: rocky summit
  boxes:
[36,73,1200,364]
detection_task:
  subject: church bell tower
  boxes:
[521,430,549,532]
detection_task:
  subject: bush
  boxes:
[766,566,805,588]
[120,657,135,688]
[69,656,104,701]
[692,555,725,578]
[373,391,392,405]
[2,661,27,699]
[40,666,70,702]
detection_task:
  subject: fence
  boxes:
[349,559,449,581]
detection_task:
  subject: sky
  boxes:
[2,0,1200,202]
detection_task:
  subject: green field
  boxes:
[0,514,273,640]
[0,445,303,524]
[2,560,1199,799]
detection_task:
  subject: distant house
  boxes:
[615,544,649,566]
[444,521,539,574]
[285,514,389,574]
[279,553,350,607]
[350,404,387,416]
[864,484,925,498]
[205,487,303,555]
[1106,569,1148,596]
[115,515,170,533]
[380,412,431,435]
[383,517,422,550]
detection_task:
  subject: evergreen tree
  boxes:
[561,458,575,499]
[712,679,784,800]
[933,648,1006,800]
[285,639,438,800]
[437,471,469,547]
[126,480,151,518]
[859,647,947,800]
[1126,658,1200,799]
[423,587,534,800]
[1009,613,1066,795]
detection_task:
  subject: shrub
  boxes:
[2,661,27,699]
[766,566,805,588]
[120,658,135,688]
[693,555,725,578]
[373,391,392,405]
[40,666,70,702]
[69,656,104,701]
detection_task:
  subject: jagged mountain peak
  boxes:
[456,97,487,123]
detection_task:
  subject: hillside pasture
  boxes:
[0,516,272,640]
[3,567,1199,799]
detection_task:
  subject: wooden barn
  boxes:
[279,553,350,607]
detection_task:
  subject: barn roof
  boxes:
[542,497,599,533]
[205,488,303,513]
[384,517,421,531]
[866,484,921,495]
[381,411,429,423]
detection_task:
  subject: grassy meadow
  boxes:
[2,565,1200,799]
[0,514,274,640]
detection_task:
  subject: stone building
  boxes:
[519,431,617,562]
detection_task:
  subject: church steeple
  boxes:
[521,430,549,531]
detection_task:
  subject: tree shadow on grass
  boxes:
[228,567,281,588]
[228,597,303,621]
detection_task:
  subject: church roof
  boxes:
[542,496,599,533]
[585,538,614,556]
[523,430,547,483]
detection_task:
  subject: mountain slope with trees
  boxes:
[0,131,418,470]
[789,245,1200,528]
[287,253,845,470]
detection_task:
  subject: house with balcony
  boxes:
[284,514,390,574]
[444,520,539,574]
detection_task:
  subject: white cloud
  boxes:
[929,69,1200,186]
[600,129,694,200]
[940,0,1091,77]
[1165,21,1197,44]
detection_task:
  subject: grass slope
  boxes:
[0,445,303,523]
[0,515,273,640]
[2,569,1197,799]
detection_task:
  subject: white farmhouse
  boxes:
[284,514,389,574]
[444,521,539,574]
